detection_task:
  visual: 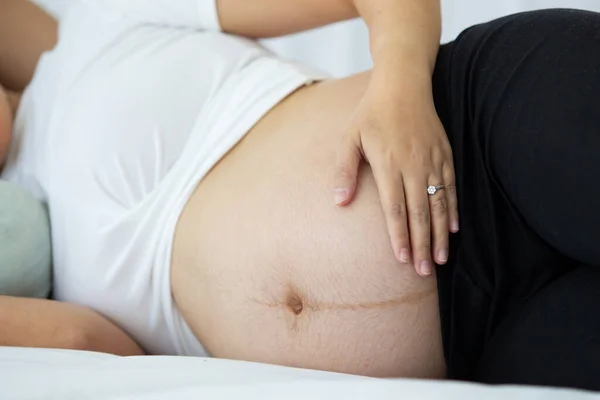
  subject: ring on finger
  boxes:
[427,184,446,196]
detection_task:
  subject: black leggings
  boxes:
[433,9,600,391]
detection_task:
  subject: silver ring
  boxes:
[427,185,446,195]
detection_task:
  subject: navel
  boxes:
[286,292,304,315]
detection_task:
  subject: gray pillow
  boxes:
[0,181,52,298]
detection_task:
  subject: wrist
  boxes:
[370,62,434,100]
[371,54,437,103]
[373,43,437,76]
[371,31,439,69]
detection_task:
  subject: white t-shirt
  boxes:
[1,0,327,356]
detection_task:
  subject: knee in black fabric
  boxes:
[456,8,600,266]
[475,266,600,391]
[433,8,600,384]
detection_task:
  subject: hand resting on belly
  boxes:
[172,73,446,378]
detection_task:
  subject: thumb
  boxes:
[334,131,362,206]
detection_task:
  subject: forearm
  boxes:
[355,0,441,83]
[218,0,440,81]
[217,0,357,38]
[0,296,144,356]
[100,0,440,69]
[0,0,58,91]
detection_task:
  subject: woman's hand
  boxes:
[334,70,459,276]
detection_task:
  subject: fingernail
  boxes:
[334,188,348,205]
[451,220,460,233]
[420,261,432,276]
[438,249,448,264]
[399,248,411,264]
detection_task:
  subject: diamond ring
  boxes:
[427,185,446,195]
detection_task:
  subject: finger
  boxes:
[370,160,411,264]
[443,161,459,233]
[429,176,449,266]
[406,178,433,276]
[334,132,362,206]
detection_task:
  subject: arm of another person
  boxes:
[0,296,144,356]
[0,0,58,91]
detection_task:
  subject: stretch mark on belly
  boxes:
[256,284,436,314]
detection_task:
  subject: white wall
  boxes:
[31,0,68,19]
[441,0,600,42]
[263,0,600,77]
[262,20,372,78]
[32,0,600,77]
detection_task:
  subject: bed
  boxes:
[1,347,598,400]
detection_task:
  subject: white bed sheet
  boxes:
[1,347,598,400]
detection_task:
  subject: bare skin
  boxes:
[0,296,144,356]
[172,72,446,378]
[0,0,58,91]
[216,0,457,277]
[171,1,449,373]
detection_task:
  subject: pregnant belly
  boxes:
[171,72,445,378]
